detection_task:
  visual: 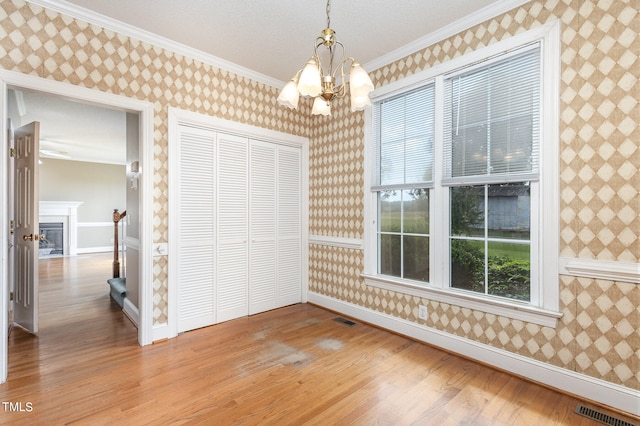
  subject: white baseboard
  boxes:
[122,298,139,327]
[152,323,168,342]
[308,292,640,417]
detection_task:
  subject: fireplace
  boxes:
[39,201,83,257]
[39,222,63,257]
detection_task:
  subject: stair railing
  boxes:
[112,209,127,278]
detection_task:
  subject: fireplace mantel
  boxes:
[40,201,83,256]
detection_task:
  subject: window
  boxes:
[374,85,434,282]
[363,23,561,327]
[444,46,539,303]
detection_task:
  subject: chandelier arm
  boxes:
[329,41,346,79]
[331,52,355,98]
[314,38,327,75]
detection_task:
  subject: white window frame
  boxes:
[362,20,562,327]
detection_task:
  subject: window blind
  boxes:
[443,44,541,186]
[373,84,435,190]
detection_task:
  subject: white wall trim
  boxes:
[309,235,363,250]
[77,221,112,228]
[167,107,310,339]
[26,0,283,90]
[362,274,562,328]
[76,246,113,254]
[152,323,169,342]
[0,79,8,383]
[559,257,640,284]
[169,108,309,148]
[0,69,154,384]
[363,0,531,73]
[308,292,640,417]
[123,297,139,327]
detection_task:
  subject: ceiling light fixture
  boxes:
[277,0,374,116]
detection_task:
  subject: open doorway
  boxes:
[0,70,154,383]
[7,88,132,331]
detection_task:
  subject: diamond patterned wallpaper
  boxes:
[0,0,309,324]
[308,0,638,390]
[1,0,637,391]
[309,95,364,238]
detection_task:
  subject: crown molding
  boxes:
[26,0,532,90]
[363,0,532,73]
[25,0,284,89]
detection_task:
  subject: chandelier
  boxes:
[277,0,374,116]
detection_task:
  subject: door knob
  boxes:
[23,234,34,241]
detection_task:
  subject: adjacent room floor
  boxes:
[1,253,635,425]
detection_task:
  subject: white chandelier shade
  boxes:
[276,78,300,109]
[298,59,323,97]
[311,96,331,116]
[277,0,374,116]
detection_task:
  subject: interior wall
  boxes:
[308,0,638,392]
[39,158,125,250]
[0,0,309,326]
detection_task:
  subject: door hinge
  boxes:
[9,292,13,301]
[9,219,14,235]
[9,148,15,158]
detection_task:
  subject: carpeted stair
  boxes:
[107,277,126,308]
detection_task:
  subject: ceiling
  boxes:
[17,0,516,165]
[8,89,126,165]
[59,0,504,83]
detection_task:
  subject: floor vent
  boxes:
[333,317,357,327]
[574,404,638,426]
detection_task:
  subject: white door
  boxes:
[216,133,249,323]
[174,127,302,331]
[249,140,277,314]
[277,145,302,306]
[13,122,40,334]
[176,125,216,333]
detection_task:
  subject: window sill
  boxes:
[361,273,562,328]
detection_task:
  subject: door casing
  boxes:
[166,107,310,340]
[0,69,155,383]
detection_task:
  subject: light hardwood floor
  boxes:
[1,253,636,425]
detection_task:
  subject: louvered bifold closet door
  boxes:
[216,133,249,323]
[248,140,278,314]
[177,125,216,333]
[277,145,302,306]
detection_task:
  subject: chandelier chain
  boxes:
[326,0,331,29]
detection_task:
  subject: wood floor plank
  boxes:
[1,253,637,425]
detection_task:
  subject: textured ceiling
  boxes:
[58,0,504,82]
[18,0,516,164]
